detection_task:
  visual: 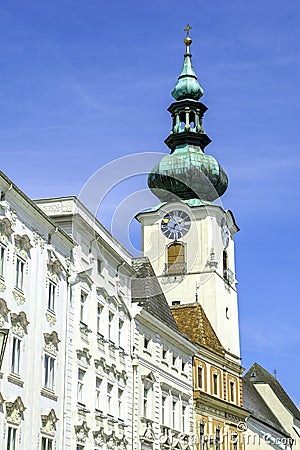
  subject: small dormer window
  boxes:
[144,337,150,350]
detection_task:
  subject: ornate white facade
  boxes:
[0,171,73,450]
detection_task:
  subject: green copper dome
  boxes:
[148,26,228,205]
[171,35,204,101]
[148,144,228,203]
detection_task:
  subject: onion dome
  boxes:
[148,144,228,203]
[147,25,228,204]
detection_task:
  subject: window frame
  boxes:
[6,426,17,450]
[95,376,102,411]
[107,382,113,415]
[47,281,56,312]
[44,354,55,391]
[11,336,21,375]
[41,436,53,450]
[0,244,5,278]
[77,368,85,405]
[15,257,25,291]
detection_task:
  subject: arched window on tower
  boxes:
[223,250,228,280]
[167,243,185,275]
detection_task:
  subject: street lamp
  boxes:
[0,328,9,370]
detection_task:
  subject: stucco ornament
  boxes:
[6,396,26,425]
[75,421,90,443]
[41,409,58,436]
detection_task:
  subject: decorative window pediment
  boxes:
[41,409,58,436]
[95,357,107,372]
[0,218,13,241]
[78,273,93,290]
[10,311,29,338]
[47,252,63,279]
[141,421,155,443]
[6,396,25,425]
[14,234,32,256]
[142,371,156,389]
[0,298,10,326]
[75,420,90,443]
[77,347,91,366]
[44,331,60,354]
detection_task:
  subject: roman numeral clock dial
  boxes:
[160,210,191,240]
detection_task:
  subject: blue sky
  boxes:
[0,1,299,406]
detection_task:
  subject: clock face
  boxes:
[161,210,191,240]
[221,218,230,248]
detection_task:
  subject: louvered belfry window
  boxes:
[167,243,185,274]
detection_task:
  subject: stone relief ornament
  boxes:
[0,217,13,244]
[0,298,10,326]
[77,348,92,366]
[6,396,26,426]
[44,331,60,355]
[0,278,6,292]
[10,311,29,338]
[75,421,90,443]
[9,210,17,228]
[14,234,33,257]
[12,289,25,305]
[41,409,58,436]
[93,427,106,447]
[143,421,155,442]
[46,311,57,326]
[47,253,63,279]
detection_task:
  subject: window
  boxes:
[44,354,55,390]
[118,319,124,347]
[6,426,17,450]
[182,361,186,372]
[47,281,56,312]
[198,366,203,389]
[95,377,102,410]
[230,381,235,402]
[108,311,114,342]
[144,336,150,350]
[15,258,24,290]
[172,355,177,368]
[216,427,220,450]
[143,386,149,417]
[223,250,228,279]
[80,292,87,324]
[213,373,218,395]
[161,394,167,425]
[77,369,85,404]
[107,383,113,415]
[172,398,178,429]
[11,337,21,374]
[97,303,103,335]
[0,245,5,277]
[97,258,102,274]
[162,348,167,361]
[182,404,187,432]
[41,437,53,450]
[167,243,185,274]
[118,388,123,419]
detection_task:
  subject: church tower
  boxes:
[136,26,240,357]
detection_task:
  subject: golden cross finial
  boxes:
[184,24,192,36]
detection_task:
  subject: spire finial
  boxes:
[184,24,192,53]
